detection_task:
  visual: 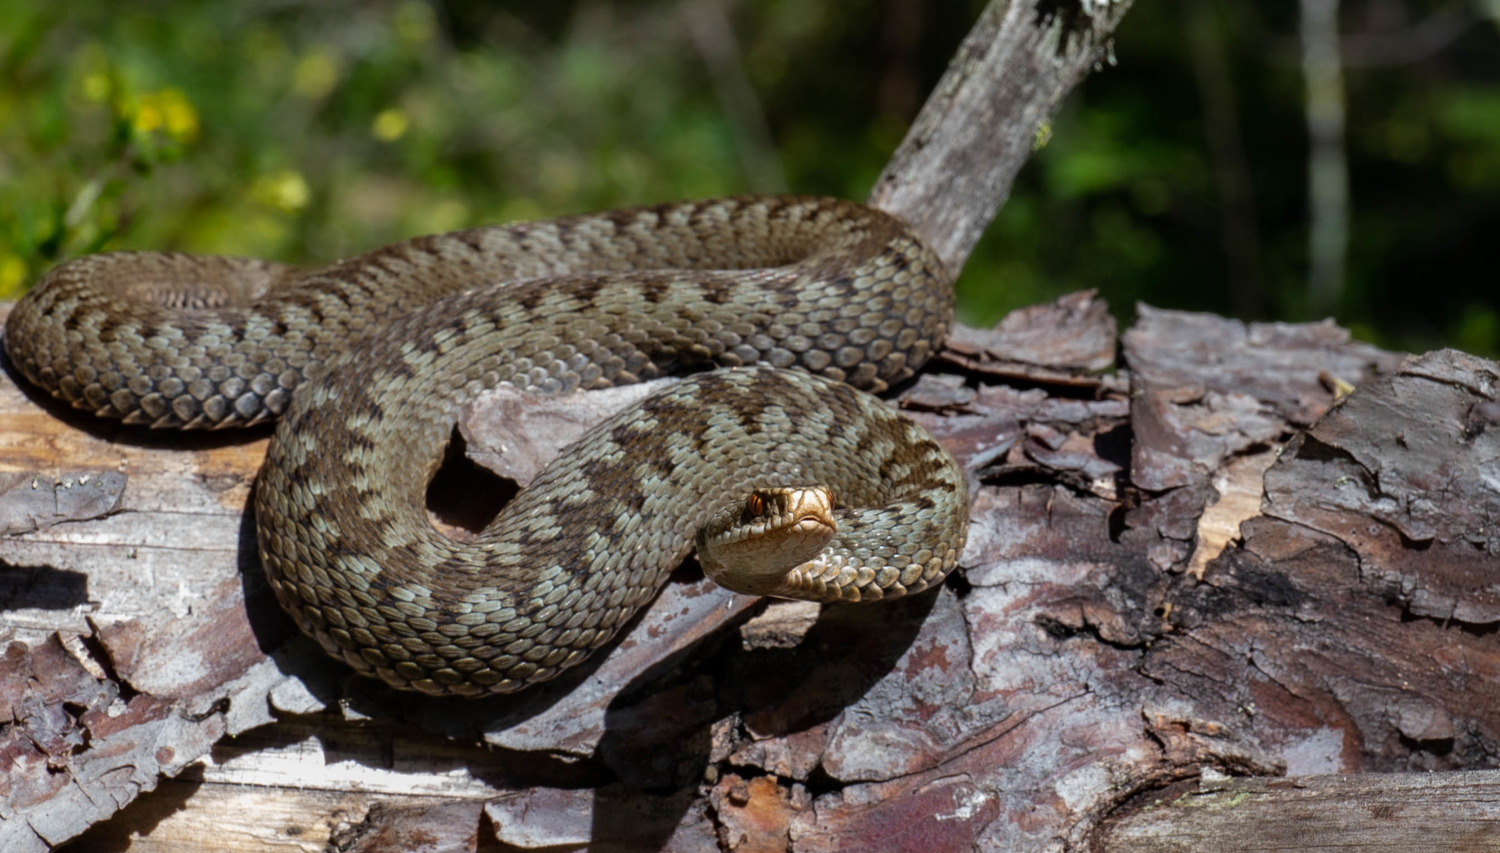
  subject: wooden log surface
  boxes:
[8,0,1500,850]
[9,292,1500,851]
[1099,769,1500,851]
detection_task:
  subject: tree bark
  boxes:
[10,2,1500,852]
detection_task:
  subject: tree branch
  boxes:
[869,0,1136,276]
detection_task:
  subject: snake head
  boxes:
[696,486,838,597]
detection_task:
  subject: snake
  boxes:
[4,196,969,697]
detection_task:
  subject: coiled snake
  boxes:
[5,196,969,697]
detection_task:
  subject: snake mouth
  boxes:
[696,486,840,596]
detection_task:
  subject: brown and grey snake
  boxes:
[4,196,969,697]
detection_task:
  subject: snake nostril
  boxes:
[426,424,518,538]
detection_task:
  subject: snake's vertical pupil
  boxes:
[748,494,764,516]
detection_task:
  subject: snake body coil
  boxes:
[5,197,969,697]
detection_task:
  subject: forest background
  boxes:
[1,0,1497,356]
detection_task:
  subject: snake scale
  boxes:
[5,196,969,697]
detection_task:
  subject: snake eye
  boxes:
[747,494,765,516]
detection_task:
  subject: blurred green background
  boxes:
[2,1,1498,355]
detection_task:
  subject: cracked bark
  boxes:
[6,1,1500,851]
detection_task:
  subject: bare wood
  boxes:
[1100,770,1500,852]
[67,714,720,852]
[869,0,1136,274]
[71,766,1500,853]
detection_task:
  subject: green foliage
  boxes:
[1,0,1498,358]
[0,0,761,295]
